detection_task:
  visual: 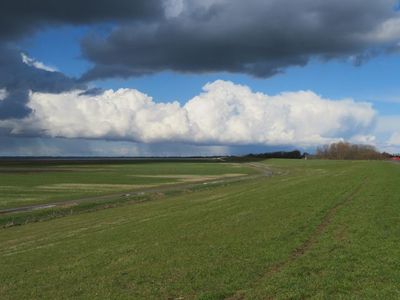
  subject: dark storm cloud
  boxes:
[0,44,85,119]
[80,0,400,80]
[0,0,163,40]
[0,0,165,119]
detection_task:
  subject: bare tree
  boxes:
[316,142,385,160]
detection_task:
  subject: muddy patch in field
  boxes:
[36,183,155,191]
[128,173,245,182]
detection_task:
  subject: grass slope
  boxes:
[0,160,399,299]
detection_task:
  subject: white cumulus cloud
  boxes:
[21,53,57,72]
[4,80,377,147]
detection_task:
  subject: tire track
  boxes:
[227,176,368,300]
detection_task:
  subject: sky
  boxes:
[1,0,400,156]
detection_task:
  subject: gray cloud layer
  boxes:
[81,0,400,80]
[0,0,163,41]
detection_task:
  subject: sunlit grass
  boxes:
[0,160,399,299]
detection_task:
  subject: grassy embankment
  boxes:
[1,159,399,299]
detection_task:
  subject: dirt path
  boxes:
[0,163,274,215]
[226,176,368,300]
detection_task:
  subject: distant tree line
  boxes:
[224,142,398,162]
[315,142,391,160]
[245,150,304,159]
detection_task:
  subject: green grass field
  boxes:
[1,159,399,299]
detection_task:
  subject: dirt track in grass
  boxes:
[226,175,368,300]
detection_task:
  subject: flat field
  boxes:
[1,159,400,299]
[0,160,256,209]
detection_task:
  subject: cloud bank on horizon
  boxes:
[0,0,400,154]
[1,80,376,147]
